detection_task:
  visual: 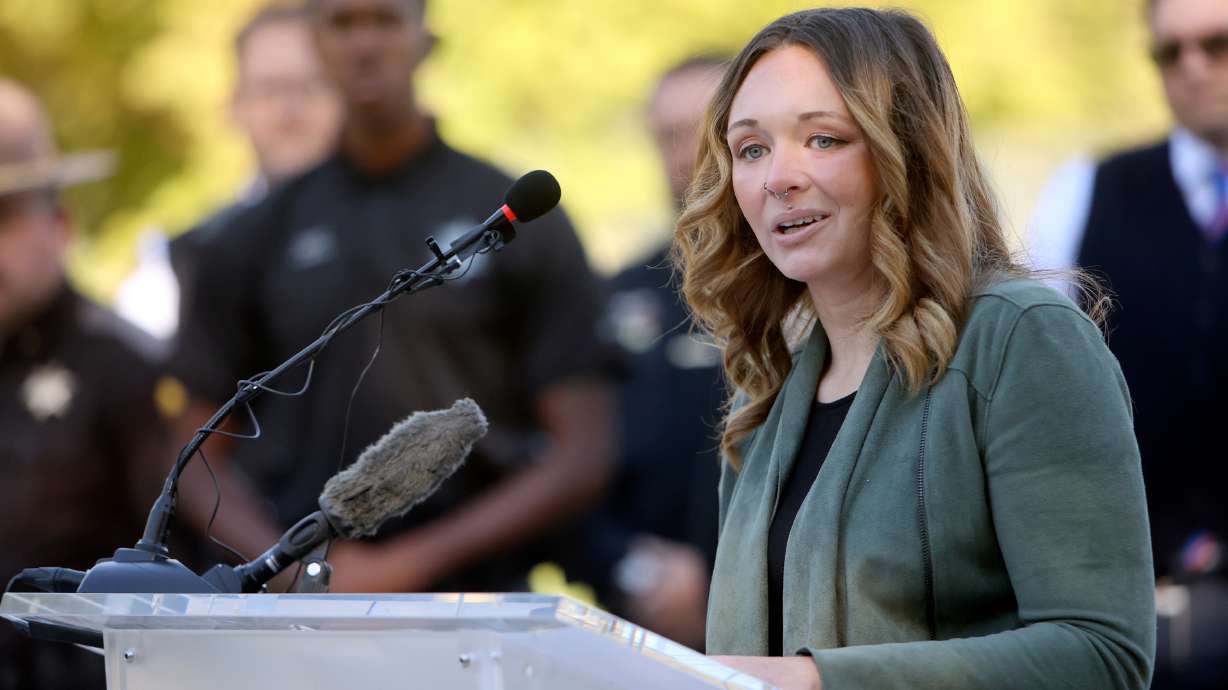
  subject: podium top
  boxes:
[2,592,772,689]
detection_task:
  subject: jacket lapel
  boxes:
[706,326,827,655]
[772,325,829,510]
[706,324,897,655]
[782,343,894,652]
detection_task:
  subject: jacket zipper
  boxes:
[917,388,937,640]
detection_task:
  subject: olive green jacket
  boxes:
[706,279,1155,689]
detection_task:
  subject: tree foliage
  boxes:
[0,0,188,252]
[0,0,1169,298]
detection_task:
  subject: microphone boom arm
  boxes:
[134,219,514,560]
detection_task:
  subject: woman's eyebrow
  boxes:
[727,110,846,137]
[799,110,842,122]
[727,118,758,136]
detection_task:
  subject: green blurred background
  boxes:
[0,0,1170,301]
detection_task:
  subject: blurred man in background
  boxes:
[116,3,341,339]
[224,3,343,196]
[1029,0,1228,684]
[171,0,618,594]
[573,56,726,649]
[0,79,172,690]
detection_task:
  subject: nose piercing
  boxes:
[763,183,790,202]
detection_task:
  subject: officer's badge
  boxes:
[21,362,76,421]
[607,288,663,353]
[154,375,188,420]
[286,225,339,271]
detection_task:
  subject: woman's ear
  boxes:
[409,28,438,69]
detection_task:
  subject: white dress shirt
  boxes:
[115,176,269,340]
[1028,127,1225,279]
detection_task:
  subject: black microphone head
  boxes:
[318,399,488,538]
[505,170,561,223]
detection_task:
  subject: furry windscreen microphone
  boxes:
[223,399,487,593]
[319,398,488,538]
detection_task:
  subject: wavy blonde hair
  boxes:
[674,8,1030,465]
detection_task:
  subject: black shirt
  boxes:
[1,286,172,690]
[767,390,856,657]
[171,133,619,590]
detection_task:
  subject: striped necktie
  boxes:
[1206,166,1228,244]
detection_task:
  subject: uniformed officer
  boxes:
[0,80,175,690]
[575,57,728,650]
[170,0,619,594]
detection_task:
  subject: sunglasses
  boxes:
[1151,31,1228,70]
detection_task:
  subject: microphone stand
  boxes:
[75,216,515,593]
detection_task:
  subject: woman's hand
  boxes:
[712,655,822,690]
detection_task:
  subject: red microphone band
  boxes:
[500,204,518,223]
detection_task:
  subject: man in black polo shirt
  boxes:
[172,0,616,593]
[0,79,172,690]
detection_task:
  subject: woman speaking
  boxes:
[674,8,1154,690]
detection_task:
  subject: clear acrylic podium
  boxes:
[1,592,774,689]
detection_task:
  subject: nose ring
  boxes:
[763,183,790,202]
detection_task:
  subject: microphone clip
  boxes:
[424,235,463,274]
[202,539,332,594]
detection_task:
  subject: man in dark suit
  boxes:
[1029,0,1228,685]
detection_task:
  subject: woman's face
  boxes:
[727,45,881,294]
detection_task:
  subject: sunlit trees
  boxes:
[0,0,1169,297]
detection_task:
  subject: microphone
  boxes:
[217,399,488,593]
[446,170,562,262]
[504,169,563,222]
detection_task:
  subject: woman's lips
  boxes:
[771,209,831,241]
